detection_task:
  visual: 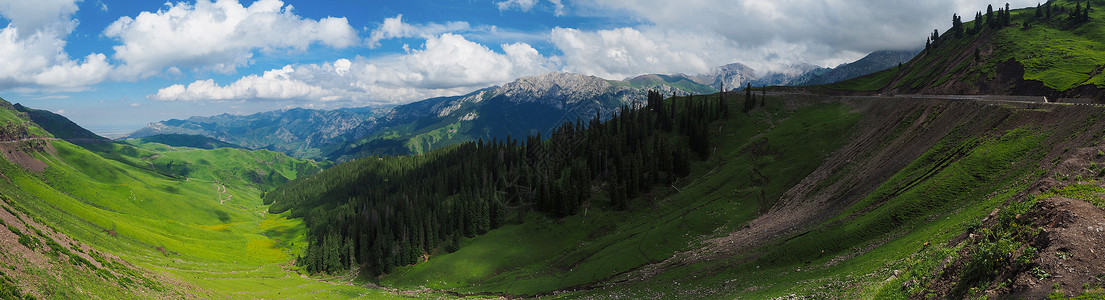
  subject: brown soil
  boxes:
[591,95,1105,298]
[0,141,50,172]
[1011,197,1105,298]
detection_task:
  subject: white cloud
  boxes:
[496,0,539,12]
[104,0,358,78]
[366,14,470,49]
[557,0,1040,77]
[0,0,113,91]
[0,0,79,38]
[151,33,554,105]
[551,27,711,79]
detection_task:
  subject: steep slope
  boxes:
[0,100,406,298]
[273,90,1105,298]
[826,0,1105,100]
[12,103,108,145]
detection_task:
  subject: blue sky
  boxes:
[0,0,1038,136]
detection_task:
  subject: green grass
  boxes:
[827,1,1105,93]
[0,114,402,298]
[378,97,861,296]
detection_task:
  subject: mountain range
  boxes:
[125,49,917,161]
[4,1,1105,298]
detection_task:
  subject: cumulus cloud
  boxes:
[366,14,470,49]
[152,34,554,105]
[0,0,113,91]
[104,0,358,78]
[564,0,1039,75]
[0,0,79,38]
[552,27,713,79]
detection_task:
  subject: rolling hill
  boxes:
[269,89,1105,298]
[5,2,1105,299]
[824,0,1105,101]
[0,98,406,298]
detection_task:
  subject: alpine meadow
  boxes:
[3,0,1105,299]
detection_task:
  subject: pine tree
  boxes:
[1036,3,1043,18]
[1005,3,1012,27]
[1086,1,1091,21]
[974,11,983,34]
[987,4,994,26]
[953,14,964,38]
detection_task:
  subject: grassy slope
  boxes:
[365,95,1105,299]
[827,0,1105,94]
[376,95,861,296]
[567,102,1102,298]
[0,105,401,298]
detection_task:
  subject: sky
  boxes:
[0,0,1039,136]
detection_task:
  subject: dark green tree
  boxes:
[987,4,994,26]
[1005,3,1012,26]
[953,14,964,37]
[1086,1,1092,21]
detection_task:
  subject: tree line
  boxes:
[264,90,735,275]
[926,1,1092,52]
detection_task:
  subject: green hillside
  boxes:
[826,0,1105,100]
[269,86,1105,298]
[125,134,243,150]
[0,102,403,298]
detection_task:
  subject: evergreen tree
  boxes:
[1005,3,1012,26]
[1036,3,1043,18]
[953,14,964,38]
[1074,2,1083,19]
[1086,1,1092,21]
[977,11,984,32]
[987,4,994,26]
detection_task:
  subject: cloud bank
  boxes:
[152,33,554,105]
[104,0,358,77]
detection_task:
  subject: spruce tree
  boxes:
[1086,1,1091,21]
[953,14,964,38]
[987,4,994,26]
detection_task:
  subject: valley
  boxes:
[1,0,1105,299]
